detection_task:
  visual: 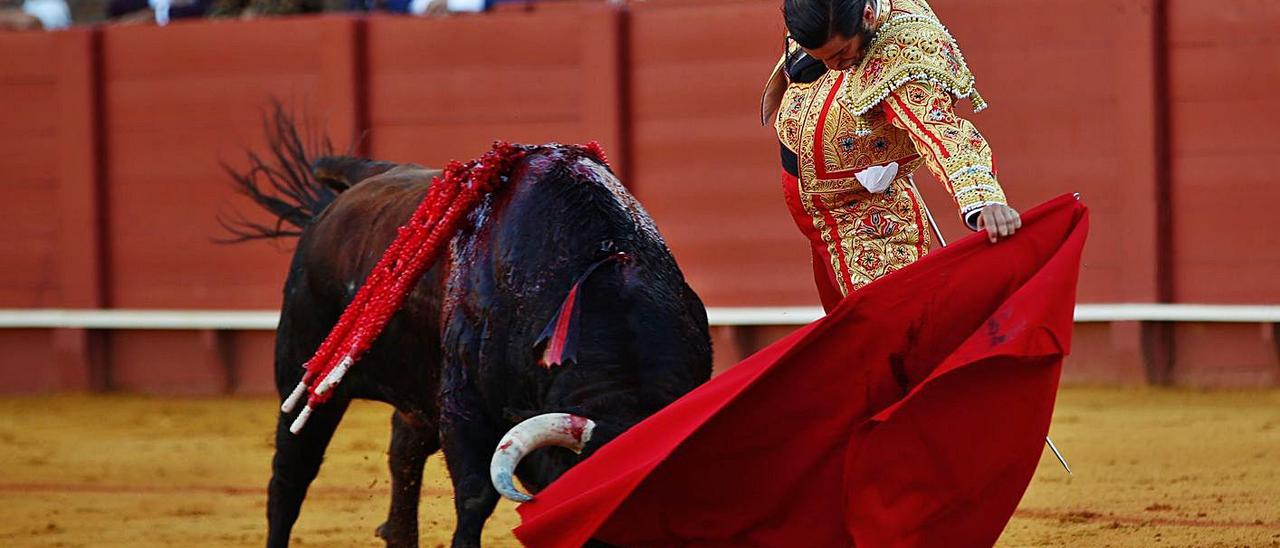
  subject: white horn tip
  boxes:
[489,413,597,503]
[493,468,534,503]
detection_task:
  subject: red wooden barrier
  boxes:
[1166,0,1280,386]
[1169,0,1280,304]
[1,2,1279,392]
[0,330,59,393]
[94,17,365,392]
[99,16,360,311]
[363,7,626,174]
[228,330,277,395]
[0,30,101,309]
[0,33,61,309]
[627,1,815,307]
[0,30,102,391]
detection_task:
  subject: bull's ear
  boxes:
[311,156,398,192]
[314,175,350,193]
[311,157,356,192]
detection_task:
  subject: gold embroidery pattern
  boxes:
[777,78,816,156]
[818,180,932,293]
[884,80,1006,223]
[842,0,985,120]
[777,72,921,195]
[776,72,934,294]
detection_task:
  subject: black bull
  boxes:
[229,137,712,547]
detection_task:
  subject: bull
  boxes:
[226,114,712,547]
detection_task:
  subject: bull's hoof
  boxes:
[375,521,418,548]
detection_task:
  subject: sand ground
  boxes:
[1,388,1277,547]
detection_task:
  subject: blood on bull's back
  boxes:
[441,146,713,493]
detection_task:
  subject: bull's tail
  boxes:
[218,104,393,243]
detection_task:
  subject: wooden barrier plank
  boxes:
[101,17,328,80]
[0,330,62,393]
[99,18,361,310]
[627,1,812,307]
[364,7,623,168]
[229,330,277,396]
[1060,322,1150,385]
[0,32,62,308]
[55,29,104,310]
[1169,0,1280,304]
[1166,0,1280,385]
[108,330,229,395]
[1172,322,1279,388]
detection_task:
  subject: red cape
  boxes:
[515,194,1089,547]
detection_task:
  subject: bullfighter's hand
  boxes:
[977,203,1021,243]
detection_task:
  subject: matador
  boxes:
[765,0,1023,310]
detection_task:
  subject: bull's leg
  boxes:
[266,398,351,548]
[440,389,502,548]
[376,410,440,548]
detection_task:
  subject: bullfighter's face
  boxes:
[798,2,879,71]
[805,33,866,71]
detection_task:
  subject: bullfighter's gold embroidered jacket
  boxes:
[767,0,1007,294]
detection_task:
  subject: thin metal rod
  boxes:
[1044,435,1073,476]
[906,176,1073,477]
[909,176,947,247]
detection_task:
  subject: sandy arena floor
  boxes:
[0,388,1277,547]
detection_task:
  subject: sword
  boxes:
[1044,435,1073,476]
[906,176,1073,477]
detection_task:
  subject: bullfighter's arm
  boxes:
[882,81,1007,231]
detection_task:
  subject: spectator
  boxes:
[22,0,70,27]
[341,0,442,16]
[441,0,481,11]
[406,0,536,15]
[457,0,546,12]
[1,0,71,30]
[206,0,330,18]
[107,0,213,24]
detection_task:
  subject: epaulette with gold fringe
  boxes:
[842,12,986,136]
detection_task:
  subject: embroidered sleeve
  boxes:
[883,81,1006,230]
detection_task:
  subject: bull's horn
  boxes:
[490,413,596,503]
